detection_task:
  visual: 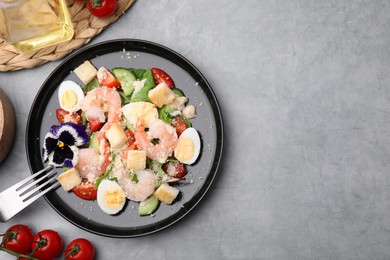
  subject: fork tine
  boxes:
[20,181,60,208]
[20,174,59,202]
[31,181,60,200]
[18,169,57,196]
[11,165,54,191]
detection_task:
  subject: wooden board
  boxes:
[0,89,15,164]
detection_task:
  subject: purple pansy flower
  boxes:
[42,123,88,167]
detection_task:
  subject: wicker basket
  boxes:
[0,0,135,72]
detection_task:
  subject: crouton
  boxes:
[154,183,179,204]
[74,60,97,84]
[127,150,146,170]
[57,168,82,191]
[105,123,127,151]
[148,82,176,108]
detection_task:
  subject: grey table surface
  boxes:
[1,0,390,259]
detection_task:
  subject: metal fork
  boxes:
[0,166,59,222]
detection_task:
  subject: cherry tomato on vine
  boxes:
[72,181,97,200]
[65,238,95,260]
[87,0,118,18]
[1,224,33,255]
[31,229,63,260]
[151,68,174,88]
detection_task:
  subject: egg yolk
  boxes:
[60,90,78,110]
[174,137,194,162]
[104,187,125,208]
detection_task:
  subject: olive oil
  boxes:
[0,0,73,52]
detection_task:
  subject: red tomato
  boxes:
[162,161,187,179]
[151,68,174,88]
[31,229,62,260]
[56,109,81,124]
[128,143,138,150]
[121,143,138,163]
[96,67,120,87]
[2,224,34,255]
[72,181,97,200]
[171,117,187,136]
[87,0,117,18]
[88,118,103,132]
[65,238,95,260]
[124,129,135,144]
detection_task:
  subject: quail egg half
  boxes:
[174,127,201,165]
[58,80,84,113]
[97,179,126,215]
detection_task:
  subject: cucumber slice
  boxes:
[172,88,185,97]
[89,132,99,149]
[81,112,87,125]
[138,196,160,216]
[84,78,100,92]
[112,67,136,96]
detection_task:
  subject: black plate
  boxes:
[26,39,223,237]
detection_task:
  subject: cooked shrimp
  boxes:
[75,148,106,181]
[134,119,178,163]
[98,137,111,172]
[81,87,122,171]
[118,170,157,202]
[81,87,121,124]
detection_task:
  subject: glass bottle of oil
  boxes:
[0,0,74,53]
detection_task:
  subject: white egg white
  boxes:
[175,127,201,165]
[97,179,126,215]
[58,80,84,113]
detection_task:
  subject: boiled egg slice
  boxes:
[97,179,126,215]
[174,127,201,165]
[58,80,84,113]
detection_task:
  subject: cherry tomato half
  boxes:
[162,161,187,179]
[151,68,174,88]
[56,109,81,124]
[124,129,135,145]
[65,238,95,260]
[96,67,121,88]
[31,229,63,260]
[88,118,103,132]
[171,117,187,137]
[2,224,34,255]
[72,181,97,200]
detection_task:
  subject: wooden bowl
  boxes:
[0,89,15,164]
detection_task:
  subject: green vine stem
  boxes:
[0,245,39,260]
